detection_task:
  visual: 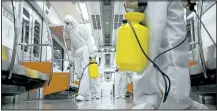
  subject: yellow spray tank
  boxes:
[88,58,99,78]
[116,12,149,73]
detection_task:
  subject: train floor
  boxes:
[2,96,133,110]
[2,95,216,110]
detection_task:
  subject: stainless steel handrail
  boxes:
[53,59,73,89]
[8,1,22,79]
[46,24,54,86]
[17,44,52,46]
[55,59,71,61]
[189,19,196,60]
[17,44,52,62]
[196,2,208,78]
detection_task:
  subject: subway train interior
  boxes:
[1,0,216,110]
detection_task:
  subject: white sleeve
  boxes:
[87,36,95,54]
[78,24,95,54]
[70,45,76,63]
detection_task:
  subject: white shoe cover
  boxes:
[76,95,92,101]
[85,96,92,101]
[92,96,96,99]
[132,102,156,109]
[120,96,126,99]
[115,96,119,99]
[76,95,85,101]
[95,96,101,99]
[186,101,208,109]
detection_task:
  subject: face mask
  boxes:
[66,25,74,30]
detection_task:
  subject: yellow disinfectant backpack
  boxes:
[116,12,150,73]
[88,58,99,78]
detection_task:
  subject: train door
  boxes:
[19,1,43,61]
[30,9,43,59]
[20,2,32,54]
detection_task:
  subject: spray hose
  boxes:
[128,22,170,102]
[123,3,190,102]
[77,62,98,91]
[128,19,189,103]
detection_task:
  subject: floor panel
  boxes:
[2,96,134,110]
[2,96,216,110]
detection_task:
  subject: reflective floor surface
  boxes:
[2,96,216,110]
[2,96,134,110]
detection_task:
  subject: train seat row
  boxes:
[2,45,48,96]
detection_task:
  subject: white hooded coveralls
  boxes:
[65,15,94,99]
[131,1,207,109]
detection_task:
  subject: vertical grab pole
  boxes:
[46,24,54,86]
[196,1,207,78]
[8,0,22,79]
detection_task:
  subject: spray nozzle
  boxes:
[187,0,196,12]
[122,19,128,24]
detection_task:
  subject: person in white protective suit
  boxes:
[64,15,94,101]
[90,55,102,99]
[114,67,128,99]
[125,1,208,109]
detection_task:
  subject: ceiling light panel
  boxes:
[91,15,101,30]
[114,15,123,29]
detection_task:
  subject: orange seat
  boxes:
[127,82,133,94]
[188,60,198,67]
[72,81,80,85]
[43,72,70,95]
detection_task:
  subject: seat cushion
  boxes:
[190,58,216,76]
[25,67,39,78]
[38,72,48,81]
[2,45,8,60]
[2,59,26,76]
[2,59,9,71]
[13,63,27,77]
[2,59,47,81]
[189,63,203,75]
[205,44,216,70]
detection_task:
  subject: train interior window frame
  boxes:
[21,7,31,53]
[20,1,43,59]
[53,39,64,71]
[32,20,41,58]
[187,18,197,52]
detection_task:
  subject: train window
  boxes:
[20,7,31,52]
[46,10,49,15]
[53,40,64,71]
[23,8,30,19]
[46,1,51,9]
[21,19,30,52]
[105,54,110,65]
[2,6,13,22]
[187,19,196,51]
[33,20,40,58]
[2,1,14,16]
